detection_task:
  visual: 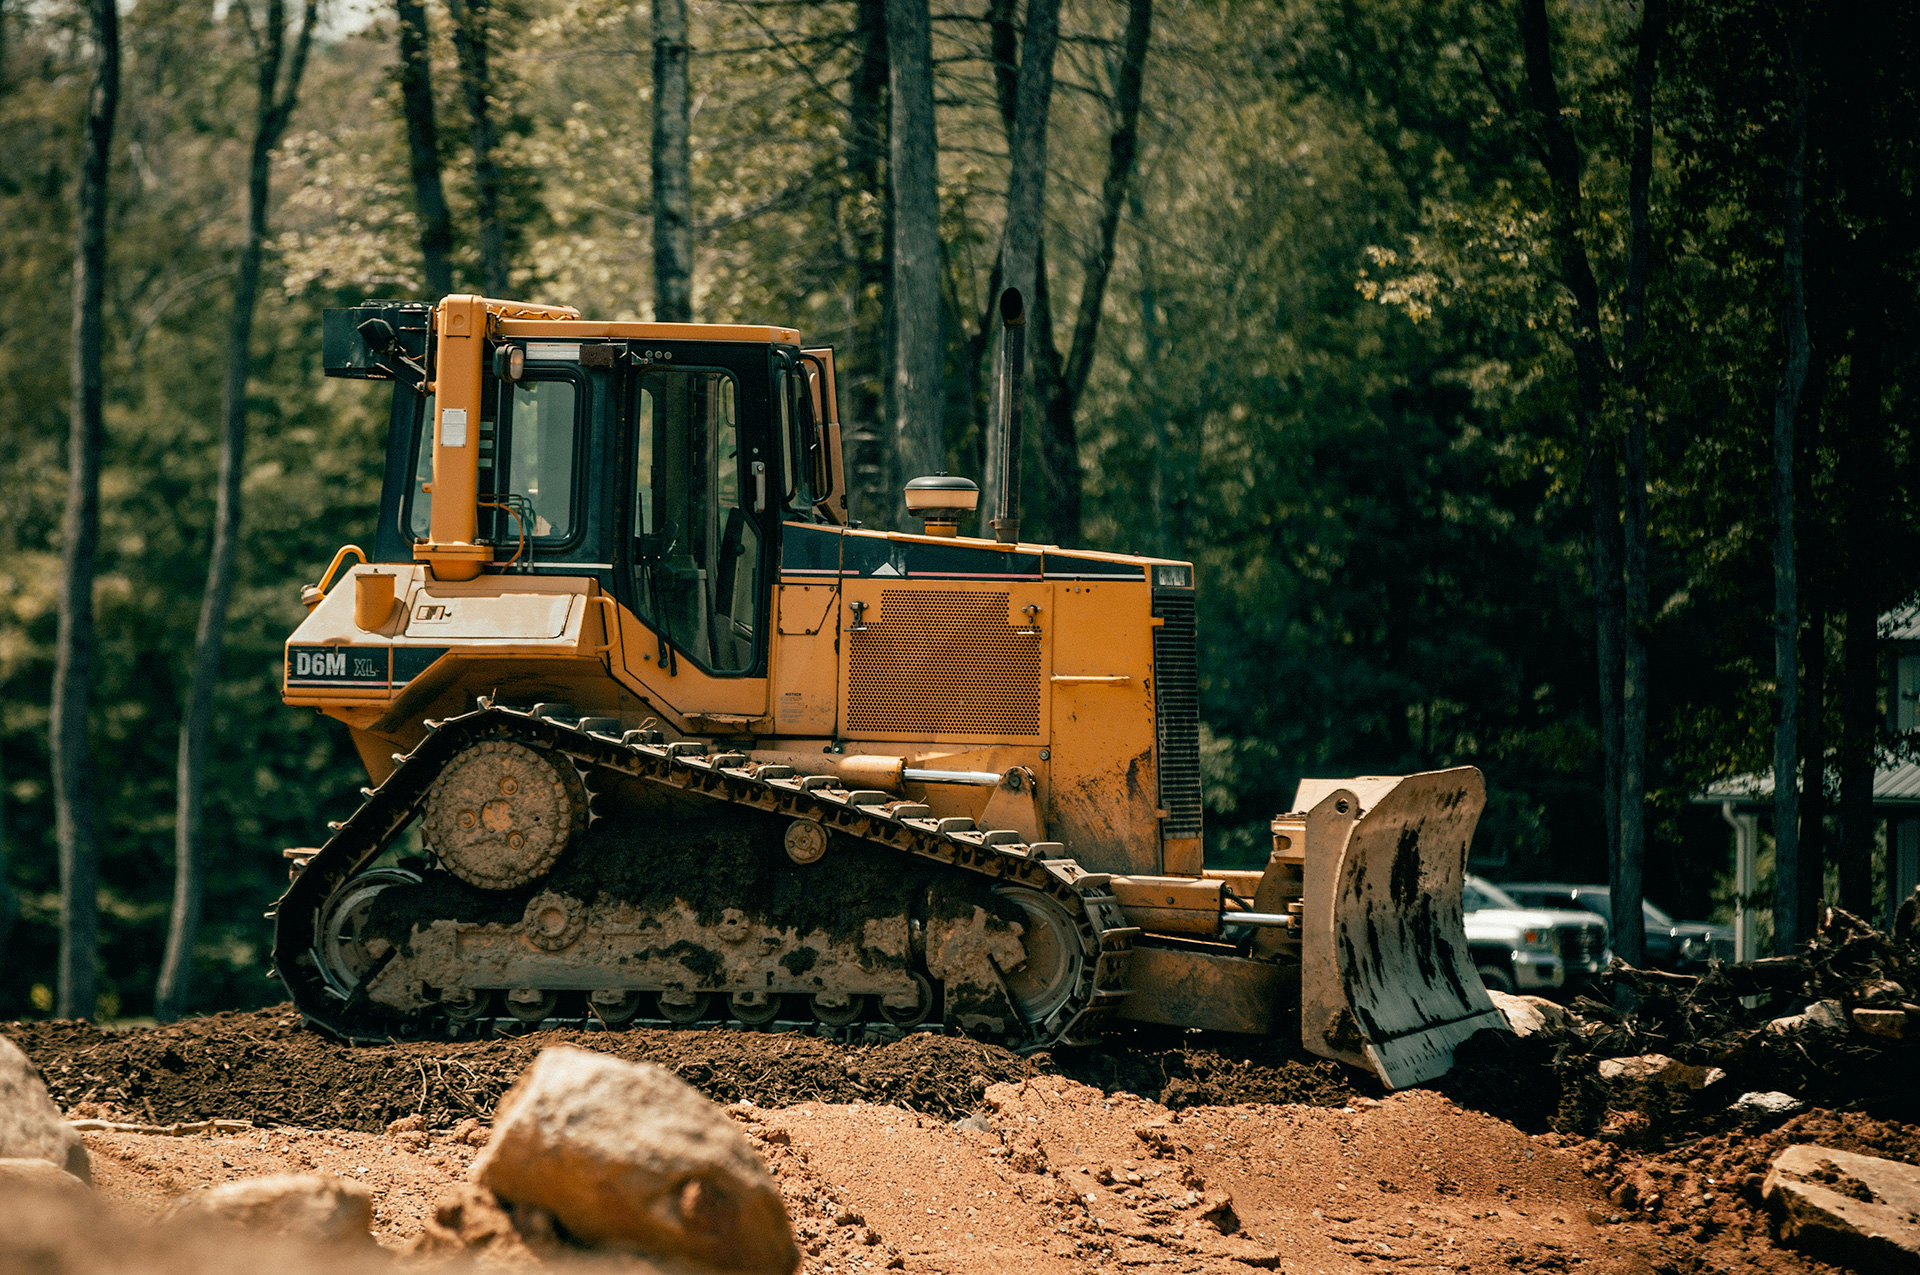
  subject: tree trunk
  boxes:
[979,0,1058,537]
[1132,184,1170,556]
[847,0,889,433]
[1799,588,1828,917]
[1835,311,1886,917]
[395,0,453,297]
[1611,0,1663,968]
[1031,0,1151,546]
[885,0,944,494]
[1771,1,1811,951]
[1518,0,1631,962]
[0,739,14,964]
[650,0,692,322]
[445,0,507,296]
[156,0,317,1022]
[1586,433,1627,944]
[53,0,118,1021]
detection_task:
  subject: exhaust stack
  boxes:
[990,288,1026,544]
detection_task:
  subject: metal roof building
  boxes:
[1695,600,1920,956]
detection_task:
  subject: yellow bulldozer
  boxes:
[271,293,1507,1089]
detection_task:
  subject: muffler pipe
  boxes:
[991,288,1026,544]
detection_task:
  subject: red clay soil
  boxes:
[7,1011,1912,1274]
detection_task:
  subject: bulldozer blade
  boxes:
[1297,768,1507,1089]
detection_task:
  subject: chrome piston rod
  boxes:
[902,768,1003,786]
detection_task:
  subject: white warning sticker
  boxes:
[526,342,581,362]
[440,407,468,447]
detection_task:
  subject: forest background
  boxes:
[0,0,1914,1019]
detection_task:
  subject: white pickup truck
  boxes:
[1463,874,1610,995]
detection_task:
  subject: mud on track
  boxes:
[2,1006,1364,1132]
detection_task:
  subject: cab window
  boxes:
[500,377,580,539]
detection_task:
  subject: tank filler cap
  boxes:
[905,473,978,537]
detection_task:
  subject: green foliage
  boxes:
[1,0,1916,1014]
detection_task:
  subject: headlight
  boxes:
[1153,564,1193,588]
[1521,929,1555,953]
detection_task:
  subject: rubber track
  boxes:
[270,705,1139,1047]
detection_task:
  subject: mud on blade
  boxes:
[1297,768,1507,1089]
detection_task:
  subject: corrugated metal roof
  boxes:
[1884,598,1920,641]
[1697,762,1920,807]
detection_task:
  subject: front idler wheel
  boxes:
[993,886,1085,1030]
[316,868,421,998]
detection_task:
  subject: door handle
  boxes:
[752,460,767,513]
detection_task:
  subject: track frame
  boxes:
[271,705,1139,1047]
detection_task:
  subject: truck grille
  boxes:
[1556,923,1607,972]
[1151,589,1203,840]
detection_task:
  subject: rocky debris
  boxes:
[1766,999,1848,1036]
[1731,1091,1807,1121]
[1595,1054,1726,1090]
[0,1034,88,1182]
[157,1173,376,1246]
[1855,1007,1911,1039]
[1538,897,1920,1143]
[1762,1143,1920,1272]
[472,1044,799,1274]
[1488,991,1568,1037]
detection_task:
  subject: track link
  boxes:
[271,705,1138,1047]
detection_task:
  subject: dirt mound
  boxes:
[2,1008,1362,1132]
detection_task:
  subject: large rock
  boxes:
[472,1045,798,1274]
[1595,1053,1726,1090]
[1487,991,1568,1038]
[1762,1144,1920,1273]
[1730,1091,1806,1121]
[0,1156,93,1205]
[158,1174,375,1246]
[0,1033,89,1182]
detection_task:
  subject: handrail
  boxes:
[315,545,368,596]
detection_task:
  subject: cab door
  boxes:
[608,345,774,726]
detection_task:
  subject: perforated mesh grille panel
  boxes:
[1152,590,1203,839]
[846,590,1042,736]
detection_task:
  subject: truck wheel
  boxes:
[1475,962,1517,994]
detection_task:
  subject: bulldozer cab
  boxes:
[351,310,845,683]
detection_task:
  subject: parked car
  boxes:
[1461,874,1611,995]
[1499,883,1734,971]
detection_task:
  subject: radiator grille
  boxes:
[1556,923,1608,972]
[846,590,1042,736]
[1152,589,1203,839]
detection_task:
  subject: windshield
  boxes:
[1463,877,1520,912]
[1563,889,1677,928]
